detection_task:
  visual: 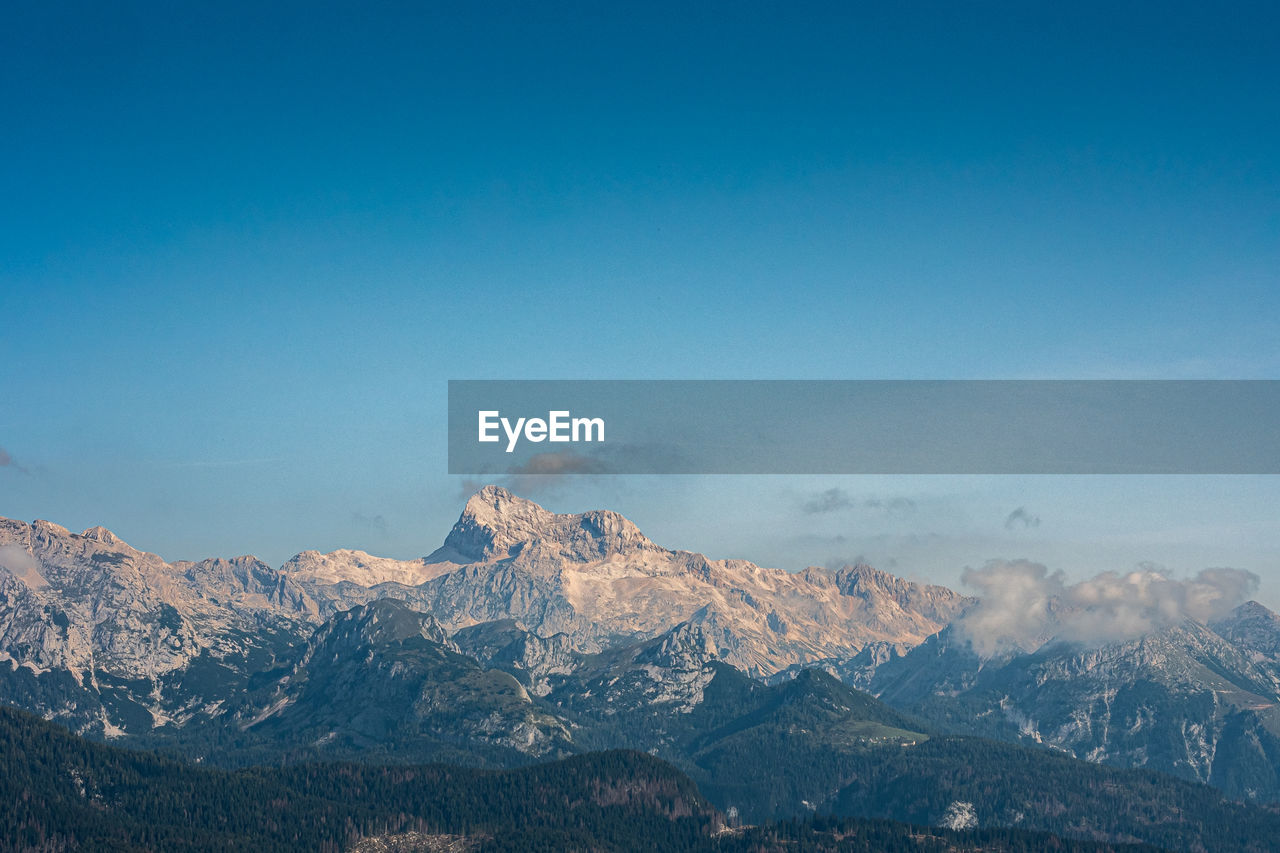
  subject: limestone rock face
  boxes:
[872,612,1280,800]
[451,619,578,697]
[233,599,573,761]
[0,486,966,734]
[291,486,970,679]
[0,518,317,734]
[1214,600,1280,665]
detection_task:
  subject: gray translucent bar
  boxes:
[448,380,1280,475]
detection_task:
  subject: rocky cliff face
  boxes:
[292,486,970,678]
[229,599,573,763]
[0,518,317,734]
[871,614,1280,800]
[549,618,732,719]
[1214,600,1280,686]
[0,487,967,734]
[438,486,660,564]
[452,619,578,697]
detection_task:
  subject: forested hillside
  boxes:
[0,705,1173,853]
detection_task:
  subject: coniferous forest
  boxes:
[6,704,1279,853]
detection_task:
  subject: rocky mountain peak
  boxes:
[833,562,970,623]
[468,484,543,518]
[321,598,452,648]
[1212,599,1280,657]
[31,519,68,533]
[441,486,657,562]
[30,519,70,542]
[446,486,554,558]
[648,618,720,665]
[1221,600,1280,627]
[81,526,122,545]
[835,563,894,590]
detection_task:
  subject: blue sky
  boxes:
[2,3,1278,603]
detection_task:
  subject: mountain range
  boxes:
[3,485,1280,850]
[0,486,967,736]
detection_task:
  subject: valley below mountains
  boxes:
[4,486,1280,851]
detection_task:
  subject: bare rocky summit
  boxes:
[292,486,970,677]
[0,486,967,733]
[0,517,318,733]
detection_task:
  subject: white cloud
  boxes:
[956,559,1258,656]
